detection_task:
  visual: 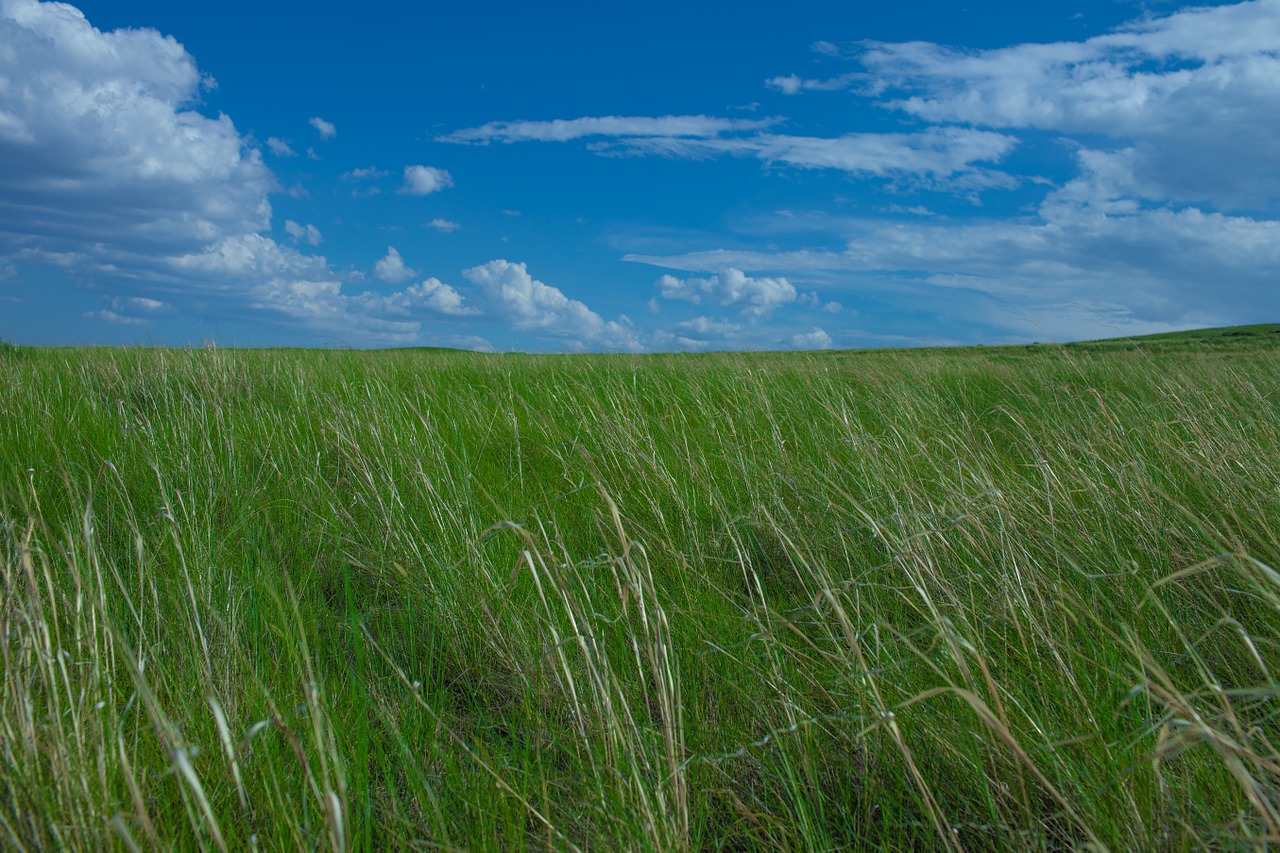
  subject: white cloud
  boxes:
[616,127,1018,188]
[284,219,322,246]
[674,316,742,337]
[427,218,460,233]
[309,116,336,139]
[651,315,747,351]
[463,260,642,351]
[353,277,476,318]
[265,137,295,157]
[0,1,426,342]
[82,309,149,325]
[399,165,453,196]
[81,295,173,325]
[629,176,1280,338]
[450,335,496,352]
[440,115,777,144]
[655,268,797,316]
[373,246,415,283]
[776,1,1280,209]
[615,1,1280,342]
[790,327,833,349]
[766,72,863,94]
[443,109,1014,189]
[343,166,388,180]
[116,295,170,314]
[0,1,653,350]
[0,0,273,262]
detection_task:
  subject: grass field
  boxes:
[2,331,1279,850]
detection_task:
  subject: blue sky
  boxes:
[1,0,1276,351]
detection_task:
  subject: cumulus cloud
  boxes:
[790,327,833,349]
[655,268,797,316]
[309,116,336,139]
[650,315,746,351]
[0,0,273,262]
[373,246,415,283]
[427,218,460,232]
[463,260,642,351]
[353,277,476,318]
[0,1,418,343]
[284,219,322,246]
[440,115,777,144]
[0,1,476,346]
[0,2,666,350]
[675,316,742,337]
[399,165,453,196]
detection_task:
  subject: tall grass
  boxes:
[1,338,1278,849]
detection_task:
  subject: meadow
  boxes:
[1,330,1278,850]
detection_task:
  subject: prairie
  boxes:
[2,331,1278,849]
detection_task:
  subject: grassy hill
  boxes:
[1070,321,1280,348]
[1,336,1278,849]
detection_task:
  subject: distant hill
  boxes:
[1069,322,1280,349]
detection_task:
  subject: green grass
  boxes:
[1,335,1278,849]
[1071,321,1280,348]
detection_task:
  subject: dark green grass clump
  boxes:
[2,338,1278,849]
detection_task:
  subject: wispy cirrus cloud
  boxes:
[612,127,1018,188]
[439,114,777,144]
[766,71,864,94]
[443,114,1017,189]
